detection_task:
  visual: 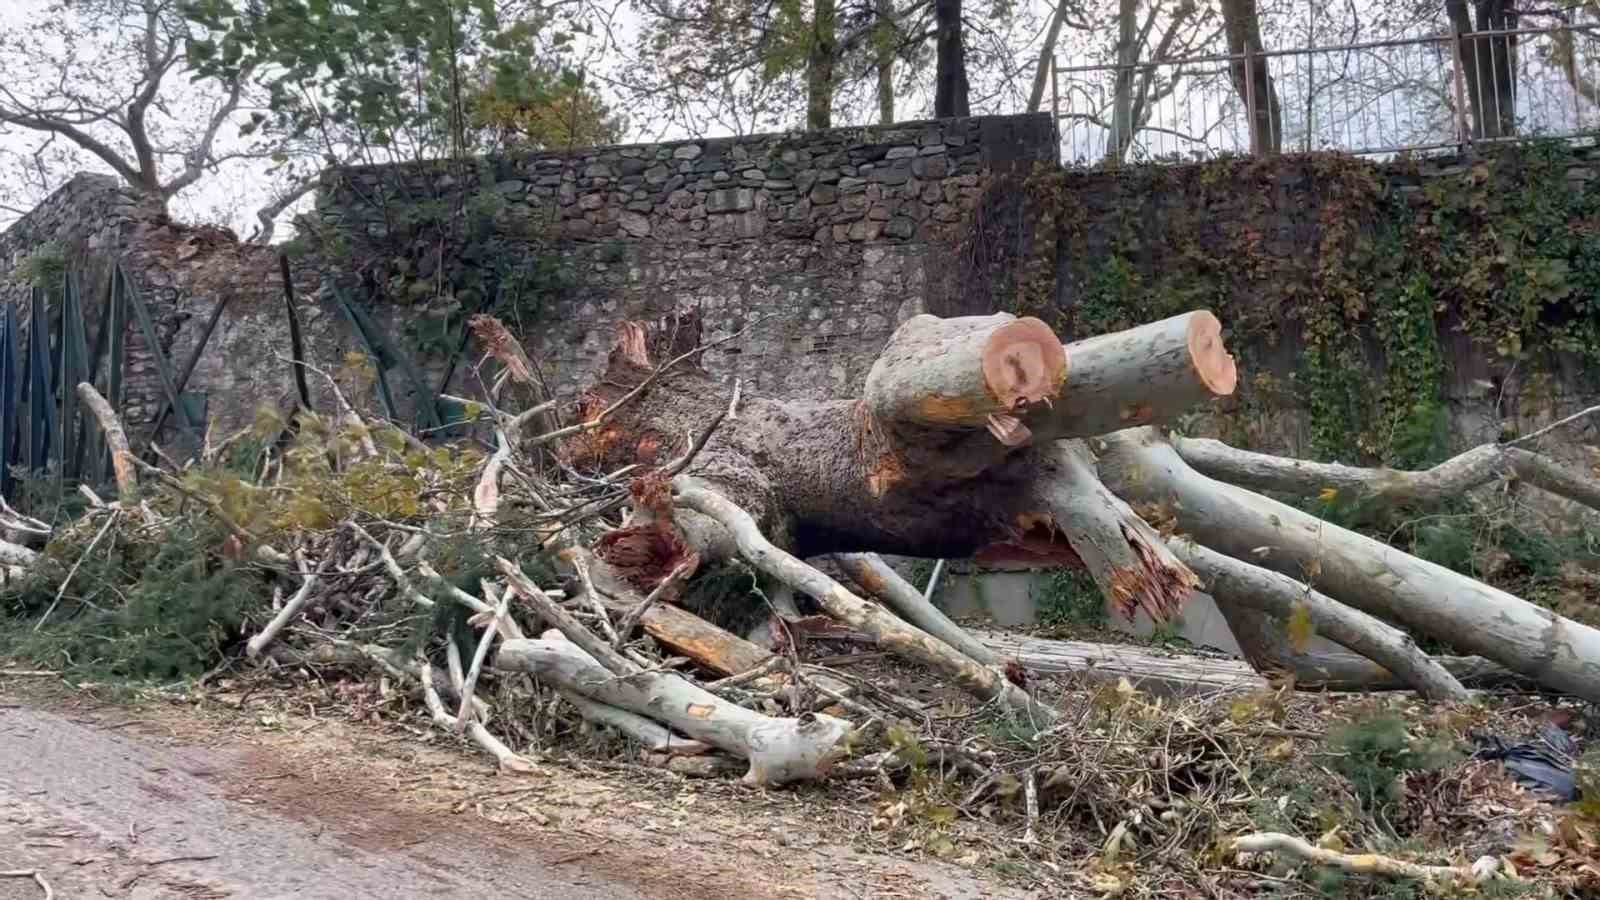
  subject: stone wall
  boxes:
[0,174,336,441]
[316,113,1058,402]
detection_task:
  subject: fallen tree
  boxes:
[558,308,1600,709]
[21,306,1600,794]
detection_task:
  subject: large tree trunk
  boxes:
[562,310,1600,706]
[1220,0,1281,154]
[933,0,970,118]
[1447,0,1517,140]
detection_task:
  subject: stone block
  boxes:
[706,188,755,213]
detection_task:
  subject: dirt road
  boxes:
[0,690,1039,899]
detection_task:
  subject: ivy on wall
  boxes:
[991,142,1600,467]
[295,158,573,360]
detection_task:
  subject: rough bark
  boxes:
[832,552,999,664]
[497,638,848,785]
[1447,0,1517,140]
[875,0,896,123]
[1167,540,1470,700]
[1099,428,1600,701]
[977,629,1270,696]
[1220,0,1281,154]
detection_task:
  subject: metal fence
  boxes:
[1052,24,1600,164]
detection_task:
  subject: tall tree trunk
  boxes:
[934,0,970,117]
[1104,0,1142,162]
[1447,0,1517,139]
[1027,0,1072,113]
[876,0,896,123]
[1220,0,1281,154]
[808,0,838,129]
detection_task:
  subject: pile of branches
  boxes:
[2,308,1599,897]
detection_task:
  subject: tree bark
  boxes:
[1167,540,1470,699]
[808,0,838,130]
[875,0,897,123]
[1220,0,1281,154]
[1027,0,1073,114]
[1171,436,1600,513]
[1447,0,1517,140]
[933,0,970,118]
[497,638,848,785]
[1098,428,1600,702]
[832,552,999,664]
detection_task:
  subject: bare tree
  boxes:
[0,0,250,217]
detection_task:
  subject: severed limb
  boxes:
[1035,439,1198,623]
[1167,540,1470,700]
[497,557,848,785]
[832,552,998,665]
[415,645,540,774]
[77,382,138,503]
[1099,427,1600,702]
[674,480,1058,725]
[246,551,333,660]
[1233,832,1498,885]
[1172,436,1600,512]
[539,629,713,756]
[1029,310,1237,441]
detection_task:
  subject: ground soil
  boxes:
[0,677,1041,900]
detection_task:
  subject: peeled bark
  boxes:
[497,637,848,785]
[1099,428,1600,702]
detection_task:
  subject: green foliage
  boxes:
[0,521,266,681]
[184,0,559,158]
[18,242,67,293]
[1574,746,1600,822]
[1033,569,1105,632]
[1007,144,1600,467]
[1322,716,1461,820]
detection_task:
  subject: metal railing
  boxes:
[1052,24,1600,164]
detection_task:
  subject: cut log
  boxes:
[1172,436,1600,513]
[832,552,999,665]
[1099,428,1600,702]
[1029,311,1236,441]
[673,480,1059,724]
[1166,540,1469,700]
[496,637,849,786]
[976,630,1269,696]
[863,313,1066,430]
